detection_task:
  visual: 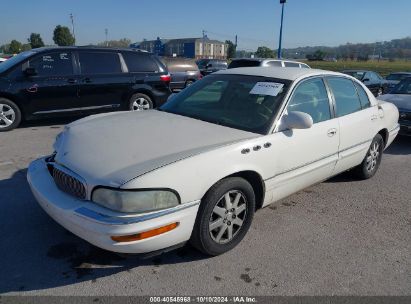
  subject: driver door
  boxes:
[265,77,340,202]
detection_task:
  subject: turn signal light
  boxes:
[111,222,179,243]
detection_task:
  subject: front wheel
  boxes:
[190,177,255,256]
[0,98,21,132]
[129,93,153,111]
[353,134,384,179]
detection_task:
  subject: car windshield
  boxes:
[344,71,365,80]
[386,73,410,81]
[0,50,36,73]
[390,78,411,94]
[159,74,291,134]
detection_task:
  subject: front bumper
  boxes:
[27,158,200,253]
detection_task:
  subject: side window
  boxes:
[267,61,282,67]
[354,82,371,109]
[327,77,362,117]
[287,77,331,124]
[284,62,300,68]
[300,64,310,69]
[29,52,73,76]
[79,52,122,74]
[122,53,158,72]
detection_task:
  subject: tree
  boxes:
[97,38,131,48]
[306,49,327,61]
[225,40,236,59]
[28,33,45,49]
[53,25,75,46]
[255,46,276,58]
[8,40,22,54]
[21,44,32,51]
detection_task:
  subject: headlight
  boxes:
[92,188,180,213]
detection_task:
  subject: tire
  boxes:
[129,93,153,111]
[353,134,384,179]
[0,98,21,132]
[185,80,195,88]
[190,177,255,256]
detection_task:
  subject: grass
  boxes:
[304,60,411,76]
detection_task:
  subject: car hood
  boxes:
[378,94,411,111]
[54,110,258,187]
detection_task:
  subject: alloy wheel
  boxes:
[131,98,151,111]
[366,141,380,172]
[209,190,247,244]
[0,103,16,128]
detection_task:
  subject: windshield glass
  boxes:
[390,78,411,94]
[160,74,291,134]
[386,73,410,81]
[344,71,365,80]
[0,50,36,74]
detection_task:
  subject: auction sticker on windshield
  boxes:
[249,82,284,96]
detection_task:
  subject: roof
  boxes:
[216,67,344,81]
[29,46,150,53]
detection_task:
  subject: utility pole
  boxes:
[234,35,238,59]
[70,13,76,45]
[105,28,108,47]
[202,30,206,58]
[278,0,286,59]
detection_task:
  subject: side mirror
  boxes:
[24,67,38,77]
[282,111,313,130]
[362,78,370,83]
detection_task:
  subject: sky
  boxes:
[1,0,410,51]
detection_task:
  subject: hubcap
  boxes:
[0,104,16,128]
[209,190,247,244]
[366,141,380,172]
[131,98,150,111]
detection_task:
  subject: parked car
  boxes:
[197,59,227,76]
[161,57,201,91]
[379,77,411,136]
[228,58,310,69]
[28,67,399,256]
[0,47,171,131]
[385,72,411,91]
[342,70,388,97]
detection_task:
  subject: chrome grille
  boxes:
[52,166,86,200]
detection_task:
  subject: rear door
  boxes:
[77,51,130,111]
[326,76,379,174]
[14,51,79,115]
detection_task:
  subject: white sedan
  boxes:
[27,67,400,256]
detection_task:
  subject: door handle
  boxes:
[327,128,337,137]
[26,84,38,93]
[82,78,92,83]
[67,78,77,84]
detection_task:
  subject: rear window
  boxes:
[284,62,300,68]
[79,52,122,74]
[122,52,159,72]
[267,61,282,67]
[228,60,260,69]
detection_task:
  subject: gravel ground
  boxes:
[0,118,410,296]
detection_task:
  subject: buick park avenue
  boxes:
[28,67,399,256]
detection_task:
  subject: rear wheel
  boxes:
[0,98,21,132]
[190,177,255,256]
[129,93,153,111]
[353,134,384,179]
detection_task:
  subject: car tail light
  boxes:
[160,74,171,83]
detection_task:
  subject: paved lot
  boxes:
[0,118,410,296]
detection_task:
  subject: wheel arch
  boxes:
[377,128,388,148]
[215,170,266,211]
[0,93,25,119]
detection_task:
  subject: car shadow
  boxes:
[18,116,85,129]
[383,135,410,155]
[0,168,208,294]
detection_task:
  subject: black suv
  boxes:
[0,47,171,131]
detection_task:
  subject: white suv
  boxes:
[228,58,310,69]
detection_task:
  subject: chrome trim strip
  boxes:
[74,200,201,225]
[338,138,372,154]
[389,123,400,133]
[33,104,121,115]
